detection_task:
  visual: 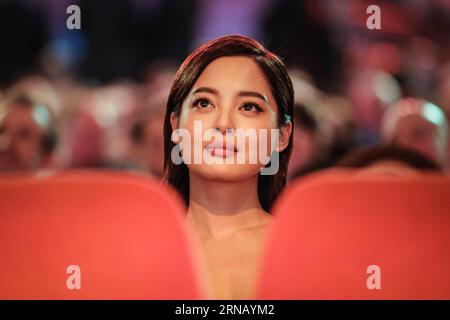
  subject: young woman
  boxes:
[163,35,294,299]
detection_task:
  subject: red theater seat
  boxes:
[256,169,450,299]
[0,170,204,299]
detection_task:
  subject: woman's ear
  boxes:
[170,112,181,144]
[170,112,179,131]
[276,121,292,153]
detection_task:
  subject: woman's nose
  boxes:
[214,107,235,134]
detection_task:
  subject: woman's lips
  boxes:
[205,141,238,158]
[210,147,236,158]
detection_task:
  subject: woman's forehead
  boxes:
[192,56,274,100]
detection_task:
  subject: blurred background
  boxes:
[1,0,449,180]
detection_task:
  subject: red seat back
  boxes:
[0,170,204,299]
[256,170,450,299]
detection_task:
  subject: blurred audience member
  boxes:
[0,95,57,172]
[317,95,355,164]
[346,69,402,145]
[288,105,327,180]
[62,83,139,169]
[129,109,165,178]
[4,75,61,118]
[336,144,442,176]
[124,62,176,177]
[67,110,104,168]
[289,68,324,113]
[381,98,449,169]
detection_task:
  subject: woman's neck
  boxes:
[186,173,269,239]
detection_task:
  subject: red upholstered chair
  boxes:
[256,169,450,299]
[0,170,205,299]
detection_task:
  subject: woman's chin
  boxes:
[189,163,262,182]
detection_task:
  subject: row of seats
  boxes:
[257,170,450,299]
[0,169,449,299]
[0,170,203,299]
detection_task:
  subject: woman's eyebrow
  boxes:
[191,87,218,95]
[191,87,269,104]
[238,91,268,104]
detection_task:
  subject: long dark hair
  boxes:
[163,35,294,212]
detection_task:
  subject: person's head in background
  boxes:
[127,61,177,178]
[381,98,449,169]
[288,104,319,179]
[0,95,57,172]
[288,97,355,181]
[129,108,165,177]
[336,144,442,176]
[319,95,355,162]
[164,35,293,213]
[346,70,401,145]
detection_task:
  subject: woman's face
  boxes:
[171,56,290,182]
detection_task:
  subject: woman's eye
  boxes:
[240,103,262,113]
[193,98,212,109]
